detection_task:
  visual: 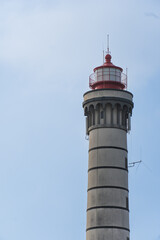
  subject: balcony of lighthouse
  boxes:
[84,102,132,135]
[89,68,127,90]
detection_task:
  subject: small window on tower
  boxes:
[125,157,128,169]
[101,111,104,119]
[126,197,129,210]
[127,237,129,240]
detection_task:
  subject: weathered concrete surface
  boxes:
[83,89,133,240]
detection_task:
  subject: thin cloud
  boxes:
[145,12,159,19]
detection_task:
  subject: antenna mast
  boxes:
[103,50,105,64]
[107,34,110,54]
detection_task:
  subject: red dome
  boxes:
[94,53,123,72]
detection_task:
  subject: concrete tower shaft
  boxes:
[83,89,133,240]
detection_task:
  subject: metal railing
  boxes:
[89,71,127,89]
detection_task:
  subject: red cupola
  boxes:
[89,53,127,90]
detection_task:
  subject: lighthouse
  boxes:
[83,49,133,240]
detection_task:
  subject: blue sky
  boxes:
[0,0,160,239]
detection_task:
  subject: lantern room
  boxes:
[89,53,127,90]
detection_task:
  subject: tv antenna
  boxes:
[128,160,142,168]
[129,147,142,168]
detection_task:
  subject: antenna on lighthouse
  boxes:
[128,160,142,168]
[107,34,110,54]
[103,50,105,64]
[102,42,105,64]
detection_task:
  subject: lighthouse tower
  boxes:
[83,50,133,240]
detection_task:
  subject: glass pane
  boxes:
[110,68,116,74]
[97,75,103,81]
[115,70,121,81]
[103,68,109,74]
[103,74,109,81]
[110,74,116,81]
[97,69,102,77]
